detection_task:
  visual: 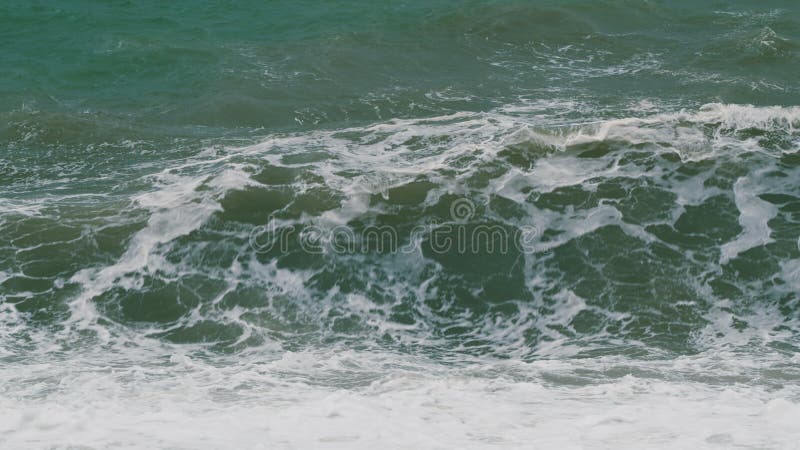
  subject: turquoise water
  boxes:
[2,1,800,448]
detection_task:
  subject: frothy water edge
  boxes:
[2,101,800,449]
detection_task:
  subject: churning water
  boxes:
[2,1,800,448]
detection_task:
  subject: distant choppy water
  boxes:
[2,1,800,448]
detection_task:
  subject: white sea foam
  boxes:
[720,175,777,264]
[66,165,256,335]
[1,349,799,450]
[4,102,800,449]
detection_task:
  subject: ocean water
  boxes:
[2,1,800,448]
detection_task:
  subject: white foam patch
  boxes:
[66,165,257,335]
[694,103,800,133]
[720,176,777,264]
[0,303,24,357]
[0,198,45,218]
[694,299,796,349]
[235,102,800,203]
[0,350,798,450]
[780,259,800,293]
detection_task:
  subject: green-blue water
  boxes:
[2,1,800,448]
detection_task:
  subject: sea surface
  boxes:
[2,1,800,448]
